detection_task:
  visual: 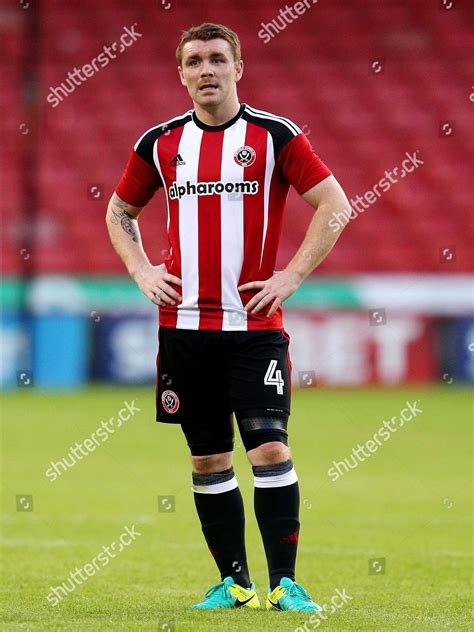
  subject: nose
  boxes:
[200,63,214,77]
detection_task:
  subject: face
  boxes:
[178,38,243,107]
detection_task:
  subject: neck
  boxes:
[193,94,241,127]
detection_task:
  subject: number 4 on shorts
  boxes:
[264,359,284,395]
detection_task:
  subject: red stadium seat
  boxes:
[3,0,472,274]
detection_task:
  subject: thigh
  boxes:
[181,415,235,456]
[227,329,292,420]
[236,415,289,452]
[156,327,232,424]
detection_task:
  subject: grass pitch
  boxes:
[1,385,472,630]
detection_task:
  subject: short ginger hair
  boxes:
[176,22,241,65]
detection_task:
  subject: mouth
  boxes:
[199,84,218,91]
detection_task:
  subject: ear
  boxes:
[235,59,244,83]
[178,66,186,86]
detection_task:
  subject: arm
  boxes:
[238,175,349,317]
[106,192,182,306]
[285,174,348,280]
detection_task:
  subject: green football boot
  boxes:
[190,576,260,609]
[266,577,323,612]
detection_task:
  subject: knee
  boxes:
[247,441,290,466]
[191,452,232,474]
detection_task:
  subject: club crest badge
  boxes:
[234,145,257,167]
[162,389,180,414]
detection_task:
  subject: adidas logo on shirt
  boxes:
[170,153,186,166]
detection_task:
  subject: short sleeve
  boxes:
[278,133,331,195]
[115,150,163,207]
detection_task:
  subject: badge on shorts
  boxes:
[162,390,180,414]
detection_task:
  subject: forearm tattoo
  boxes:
[110,207,139,243]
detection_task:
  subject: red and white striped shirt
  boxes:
[115,103,331,331]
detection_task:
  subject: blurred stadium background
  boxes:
[1,1,473,629]
[1,0,473,389]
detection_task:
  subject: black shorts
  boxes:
[156,326,292,426]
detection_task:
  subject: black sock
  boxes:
[193,467,251,588]
[253,459,300,590]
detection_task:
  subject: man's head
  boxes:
[176,23,243,108]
